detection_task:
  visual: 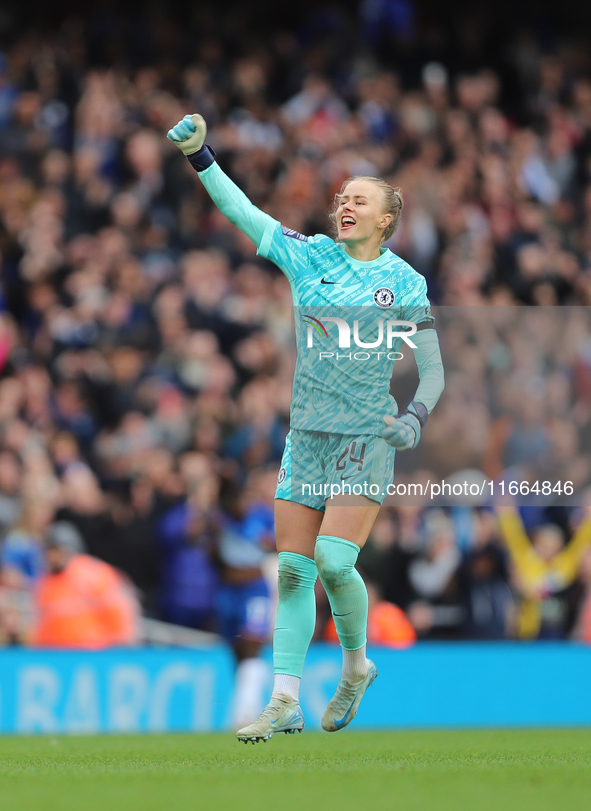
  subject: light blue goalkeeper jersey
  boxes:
[258,222,433,435]
[197,163,438,437]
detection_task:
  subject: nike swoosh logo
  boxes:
[321,277,339,284]
[334,700,355,729]
[271,710,302,726]
[340,475,352,481]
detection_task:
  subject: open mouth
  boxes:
[340,216,356,230]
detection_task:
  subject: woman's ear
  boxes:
[379,213,393,231]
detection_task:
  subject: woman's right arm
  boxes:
[196,161,277,250]
[167,113,277,250]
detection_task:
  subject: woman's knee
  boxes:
[278,557,306,597]
[277,552,317,598]
[314,541,352,591]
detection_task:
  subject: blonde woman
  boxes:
[168,114,444,742]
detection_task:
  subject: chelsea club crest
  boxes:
[373,287,395,308]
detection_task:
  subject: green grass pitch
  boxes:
[1,730,590,811]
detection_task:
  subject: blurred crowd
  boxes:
[1,3,591,647]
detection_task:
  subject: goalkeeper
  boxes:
[168,114,444,742]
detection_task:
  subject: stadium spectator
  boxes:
[406,510,462,638]
[0,449,22,534]
[497,508,591,639]
[157,463,220,629]
[0,498,52,587]
[31,521,140,648]
[459,543,515,639]
[571,545,591,643]
[216,468,276,728]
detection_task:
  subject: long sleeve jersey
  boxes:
[198,162,444,435]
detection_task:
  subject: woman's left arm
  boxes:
[412,328,445,416]
[383,328,444,450]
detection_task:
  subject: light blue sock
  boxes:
[273,552,318,677]
[315,535,368,651]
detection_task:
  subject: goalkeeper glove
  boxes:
[382,401,427,451]
[167,114,216,171]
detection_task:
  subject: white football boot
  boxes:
[236,696,305,744]
[321,659,378,732]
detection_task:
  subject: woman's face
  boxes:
[336,180,391,247]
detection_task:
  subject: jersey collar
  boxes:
[337,243,392,271]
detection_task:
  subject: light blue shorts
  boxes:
[275,429,396,511]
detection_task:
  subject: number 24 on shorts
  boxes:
[336,442,367,472]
